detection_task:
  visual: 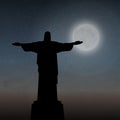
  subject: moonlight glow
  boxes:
[72,23,101,53]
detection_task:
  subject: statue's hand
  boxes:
[12,42,21,46]
[74,41,83,45]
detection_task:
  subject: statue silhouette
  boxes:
[12,31,83,120]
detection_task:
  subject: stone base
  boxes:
[31,100,64,120]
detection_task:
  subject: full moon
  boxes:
[72,23,101,53]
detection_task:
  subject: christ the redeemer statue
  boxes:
[12,31,83,120]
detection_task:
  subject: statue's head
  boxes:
[44,31,51,41]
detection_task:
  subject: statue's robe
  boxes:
[21,41,73,102]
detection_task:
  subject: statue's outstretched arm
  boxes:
[72,41,83,45]
[12,42,22,46]
[12,42,40,52]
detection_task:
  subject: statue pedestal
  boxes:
[31,100,64,120]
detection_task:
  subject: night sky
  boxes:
[0,0,120,120]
